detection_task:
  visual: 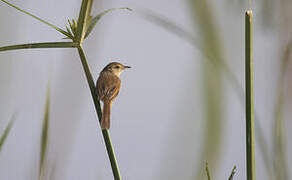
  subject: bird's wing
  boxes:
[96,73,121,102]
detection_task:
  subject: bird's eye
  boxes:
[115,66,120,69]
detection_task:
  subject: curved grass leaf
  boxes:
[84,7,132,39]
[0,0,71,39]
[137,9,199,46]
[0,114,15,152]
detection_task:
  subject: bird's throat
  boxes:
[112,70,121,77]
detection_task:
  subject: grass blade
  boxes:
[245,10,256,180]
[0,114,15,152]
[39,84,50,179]
[0,42,78,52]
[84,8,132,39]
[77,45,121,180]
[0,0,71,38]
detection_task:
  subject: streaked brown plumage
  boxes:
[96,62,130,129]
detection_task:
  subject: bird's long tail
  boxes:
[101,100,111,129]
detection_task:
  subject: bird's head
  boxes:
[103,62,131,77]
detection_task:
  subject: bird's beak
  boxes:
[124,66,131,69]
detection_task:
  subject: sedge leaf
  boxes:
[84,7,132,39]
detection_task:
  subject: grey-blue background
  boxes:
[0,0,291,179]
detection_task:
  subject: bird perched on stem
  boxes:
[96,62,131,129]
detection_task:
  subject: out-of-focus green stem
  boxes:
[0,114,15,152]
[39,84,50,179]
[272,40,292,180]
[189,1,224,178]
[245,10,256,180]
[77,45,121,180]
[228,166,237,180]
[205,162,211,180]
[0,42,77,52]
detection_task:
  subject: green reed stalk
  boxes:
[245,10,256,180]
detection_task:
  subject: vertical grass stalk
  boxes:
[77,45,121,180]
[245,10,256,180]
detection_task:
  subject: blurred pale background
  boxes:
[0,0,291,179]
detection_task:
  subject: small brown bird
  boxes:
[96,62,131,129]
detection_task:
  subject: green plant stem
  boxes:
[0,42,77,52]
[77,45,121,180]
[245,10,256,180]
